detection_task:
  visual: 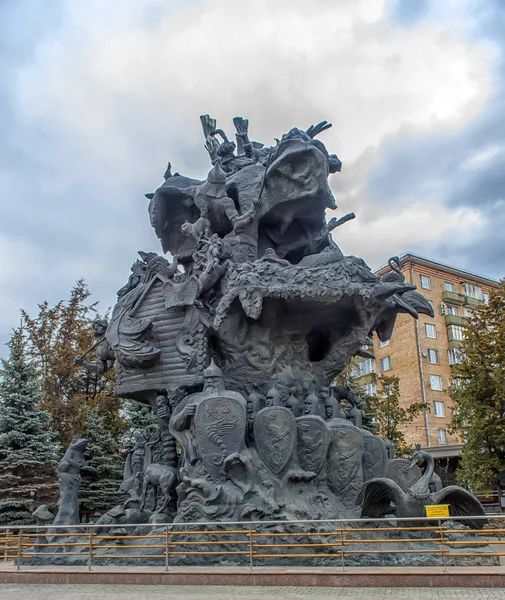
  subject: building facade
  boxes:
[354,252,499,466]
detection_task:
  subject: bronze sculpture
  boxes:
[61,113,487,565]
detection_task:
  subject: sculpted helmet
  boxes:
[247,391,262,414]
[202,163,227,198]
[203,359,225,395]
[265,386,282,407]
[285,393,300,415]
[304,392,320,415]
[204,358,223,380]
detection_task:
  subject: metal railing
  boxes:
[1,514,505,572]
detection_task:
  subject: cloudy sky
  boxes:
[1,0,504,352]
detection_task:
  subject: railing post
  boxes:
[87,529,93,571]
[339,527,345,571]
[248,530,253,571]
[438,519,447,572]
[16,531,22,571]
[165,527,169,572]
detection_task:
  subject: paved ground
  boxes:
[1,585,505,599]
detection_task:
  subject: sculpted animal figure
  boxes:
[357,449,486,529]
[181,217,212,240]
[140,463,179,514]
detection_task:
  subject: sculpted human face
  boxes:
[325,405,333,419]
[265,389,279,408]
[304,401,312,415]
[93,322,106,336]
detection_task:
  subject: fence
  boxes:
[476,491,505,514]
[1,514,505,571]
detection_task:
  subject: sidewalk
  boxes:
[1,583,505,599]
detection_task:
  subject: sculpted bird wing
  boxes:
[432,486,487,530]
[357,477,407,518]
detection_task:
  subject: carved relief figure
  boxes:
[140,463,179,514]
[246,391,262,443]
[120,432,146,495]
[170,360,247,477]
[74,319,114,374]
[303,392,321,416]
[155,393,178,468]
[265,386,282,408]
[51,436,88,533]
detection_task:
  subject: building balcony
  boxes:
[354,373,377,385]
[465,295,485,308]
[422,443,463,459]
[448,339,463,350]
[444,314,466,327]
[442,290,466,305]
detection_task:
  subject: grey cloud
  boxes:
[338,1,505,280]
[432,200,505,278]
[0,0,502,357]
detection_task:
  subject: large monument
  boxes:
[60,114,487,564]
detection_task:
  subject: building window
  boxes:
[438,428,447,445]
[380,356,392,372]
[446,305,457,316]
[444,282,455,292]
[420,275,431,290]
[353,358,376,377]
[448,324,464,341]
[463,283,483,300]
[383,382,394,396]
[483,292,489,305]
[430,374,443,391]
[378,339,390,348]
[448,348,462,365]
[364,383,377,396]
[434,401,445,417]
[425,323,436,339]
[428,349,439,364]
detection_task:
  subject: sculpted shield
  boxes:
[254,407,296,476]
[326,420,364,495]
[195,395,246,477]
[386,458,422,492]
[362,431,388,482]
[296,415,331,475]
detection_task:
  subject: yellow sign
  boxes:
[425,504,450,518]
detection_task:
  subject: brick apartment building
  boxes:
[354,252,500,472]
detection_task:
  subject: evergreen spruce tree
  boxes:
[80,407,124,517]
[0,327,60,524]
[121,400,156,453]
